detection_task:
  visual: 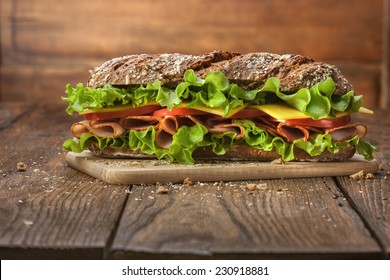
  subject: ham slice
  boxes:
[326,123,367,141]
[277,123,310,142]
[251,117,279,137]
[208,123,246,139]
[253,116,278,129]
[155,128,175,149]
[177,115,206,127]
[206,116,232,127]
[70,110,366,150]
[254,124,279,137]
[120,116,161,131]
[155,116,179,149]
[159,115,178,135]
[71,120,125,138]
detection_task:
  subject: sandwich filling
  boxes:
[62,70,377,164]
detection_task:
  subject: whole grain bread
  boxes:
[87,142,355,162]
[87,50,353,95]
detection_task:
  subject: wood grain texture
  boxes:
[1,0,383,61]
[110,178,380,259]
[0,66,89,102]
[336,177,390,258]
[0,0,385,106]
[382,0,390,108]
[336,109,390,258]
[0,103,128,259]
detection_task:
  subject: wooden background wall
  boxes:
[0,0,387,108]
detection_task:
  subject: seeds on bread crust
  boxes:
[87,50,353,95]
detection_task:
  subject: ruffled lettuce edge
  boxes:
[62,70,362,120]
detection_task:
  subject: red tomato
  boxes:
[230,109,267,118]
[83,105,162,120]
[153,107,207,117]
[285,115,351,128]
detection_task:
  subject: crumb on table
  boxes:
[16,162,27,172]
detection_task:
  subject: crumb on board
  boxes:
[183,177,192,185]
[271,158,285,165]
[241,183,268,192]
[349,170,375,180]
[16,162,27,171]
[156,184,169,194]
[350,170,364,179]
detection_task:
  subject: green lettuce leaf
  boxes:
[63,70,363,119]
[63,121,377,164]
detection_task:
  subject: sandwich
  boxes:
[62,50,377,164]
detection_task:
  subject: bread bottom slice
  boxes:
[87,142,356,162]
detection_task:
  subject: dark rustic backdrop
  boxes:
[0,0,388,108]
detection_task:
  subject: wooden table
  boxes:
[0,102,389,260]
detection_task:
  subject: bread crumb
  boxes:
[242,183,268,192]
[256,183,268,190]
[271,158,285,165]
[23,220,34,226]
[16,162,27,171]
[379,164,385,171]
[349,170,365,180]
[156,185,168,194]
[183,177,192,185]
[246,184,257,191]
[350,171,375,180]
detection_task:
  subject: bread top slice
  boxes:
[87,50,353,95]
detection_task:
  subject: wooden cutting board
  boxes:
[66,151,379,184]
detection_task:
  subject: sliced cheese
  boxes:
[248,103,350,120]
[80,100,373,119]
[358,107,374,114]
[248,104,311,120]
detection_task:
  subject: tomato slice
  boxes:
[153,107,208,117]
[83,105,162,120]
[230,109,267,118]
[285,115,351,128]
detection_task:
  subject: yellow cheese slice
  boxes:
[358,107,374,114]
[248,103,351,120]
[248,104,311,120]
[81,100,373,119]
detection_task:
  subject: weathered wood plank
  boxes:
[0,66,89,103]
[335,177,390,259]
[1,0,383,62]
[110,178,380,259]
[336,110,390,258]
[0,102,32,130]
[0,0,385,105]
[381,0,390,108]
[0,103,129,259]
